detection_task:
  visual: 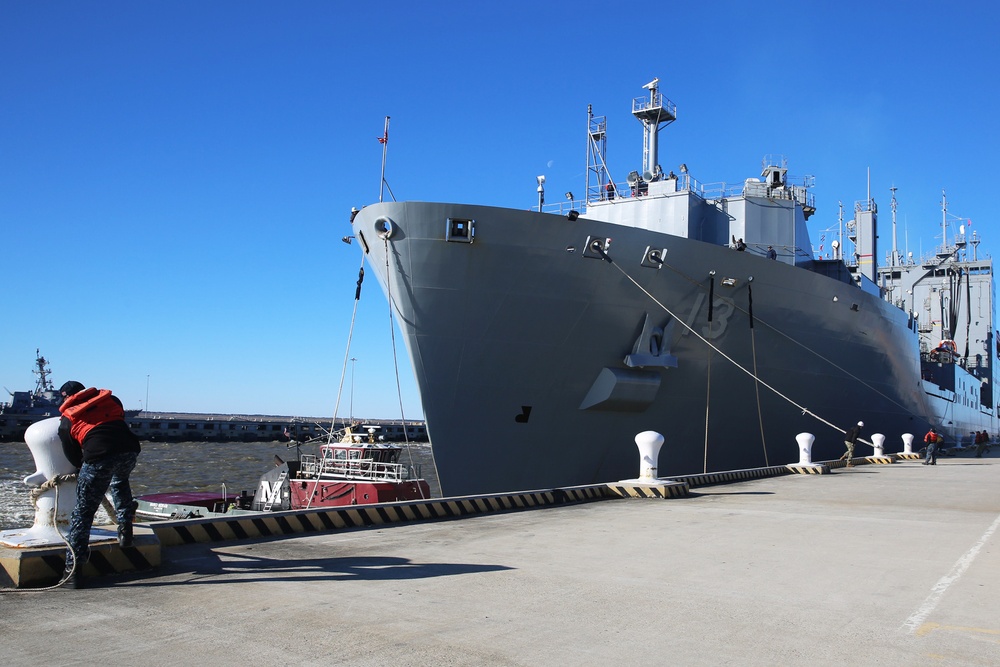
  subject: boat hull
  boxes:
[288,478,431,507]
[352,202,990,495]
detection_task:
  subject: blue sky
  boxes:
[2,1,997,419]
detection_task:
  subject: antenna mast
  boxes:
[632,78,676,179]
[940,189,947,252]
[890,186,899,266]
[379,116,391,203]
[32,349,54,394]
[586,104,612,202]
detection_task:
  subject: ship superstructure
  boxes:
[876,190,995,433]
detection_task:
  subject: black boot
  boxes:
[62,559,85,589]
[118,500,139,548]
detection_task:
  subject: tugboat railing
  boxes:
[298,453,411,483]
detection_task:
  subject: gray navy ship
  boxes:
[350,78,997,496]
[0,350,64,441]
[1,352,426,443]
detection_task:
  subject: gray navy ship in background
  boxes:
[351,78,997,496]
[1,352,425,443]
[0,351,64,441]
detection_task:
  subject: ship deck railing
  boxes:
[570,174,814,213]
[298,454,412,483]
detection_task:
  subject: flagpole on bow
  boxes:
[378,116,390,203]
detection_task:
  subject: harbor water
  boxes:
[0,439,439,530]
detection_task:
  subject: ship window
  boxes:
[148,422,161,429]
[186,424,197,429]
[168,422,179,429]
[272,425,282,431]
[257,424,267,431]
[203,423,214,430]
[446,218,475,243]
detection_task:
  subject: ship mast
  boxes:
[32,349,54,395]
[940,189,948,254]
[586,104,611,202]
[837,201,844,260]
[631,78,676,179]
[890,186,899,267]
[851,169,878,283]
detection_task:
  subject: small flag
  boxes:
[377,131,388,144]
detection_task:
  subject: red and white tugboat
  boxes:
[136,426,430,520]
[251,429,430,511]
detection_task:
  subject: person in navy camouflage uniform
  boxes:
[58,381,141,588]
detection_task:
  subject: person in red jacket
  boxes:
[58,381,142,588]
[922,427,940,465]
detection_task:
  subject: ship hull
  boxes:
[353,202,985,495]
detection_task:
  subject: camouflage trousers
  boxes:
[65,451,139,566]
[843,439,855,462]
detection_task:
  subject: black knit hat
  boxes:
[59,381,85,397]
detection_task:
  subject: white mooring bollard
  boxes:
[871,433,885,457]
[795,433,817,466]
[0,417,79,548]
[635,430,665,481]
[901,433,914,454]
[610,430,689,498]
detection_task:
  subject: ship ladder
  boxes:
[262,471,287,512]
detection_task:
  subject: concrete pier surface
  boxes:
[2,456,998,666]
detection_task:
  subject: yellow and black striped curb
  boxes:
[824,457,873,469]
[786,463,831,474]
[0,532,159,590]
[605,480,690,499]
[865,456,895,465]
[893,453,923,461]
[670,464,797,488]
[151,485,614,547]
